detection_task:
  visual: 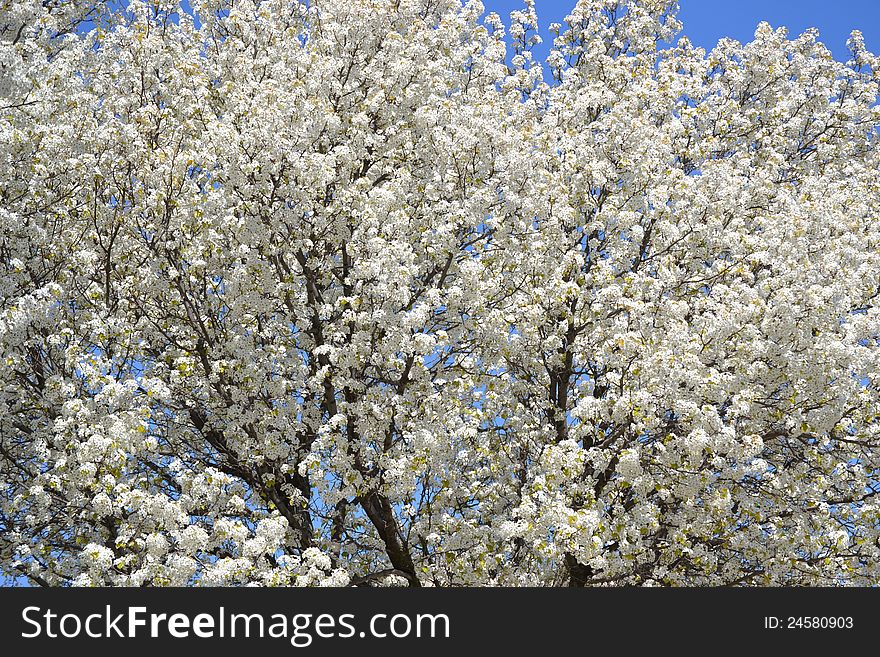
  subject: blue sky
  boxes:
[482,0,880,64]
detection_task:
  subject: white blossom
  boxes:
[1,0,879,588]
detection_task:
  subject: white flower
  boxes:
[82,543,114,571]
[145,533,169,558]
[178,525,209,554]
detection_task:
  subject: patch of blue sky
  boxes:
[484,1,880,66]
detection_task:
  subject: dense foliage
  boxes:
[2,0,880,586]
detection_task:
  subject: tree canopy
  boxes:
[2,0,880,586]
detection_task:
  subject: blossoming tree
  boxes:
[2,0,879,586]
